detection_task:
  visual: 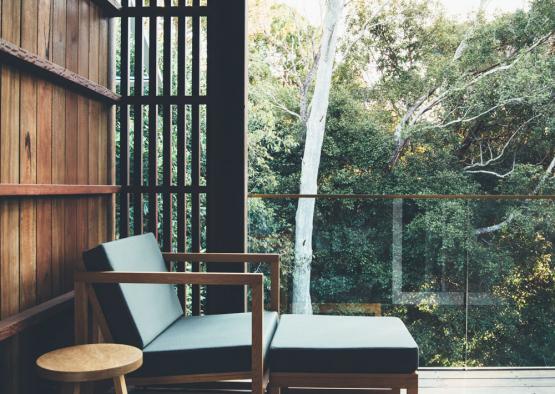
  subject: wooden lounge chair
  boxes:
[74,233,280,394]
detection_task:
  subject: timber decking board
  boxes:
[129,370,555,394]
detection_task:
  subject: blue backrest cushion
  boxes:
[83,233,183,348]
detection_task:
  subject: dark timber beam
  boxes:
[0,38,120,103]
[205,0,248,314]
[90,0,122,14]
[122,95,209,105]
[118,6,208,17]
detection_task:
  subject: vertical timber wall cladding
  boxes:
[0,0,115,393]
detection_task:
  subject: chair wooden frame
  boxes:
[269,372,418,394]
[74,252,280,394]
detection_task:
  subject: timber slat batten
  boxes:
[0,38,120,103]
[0,184,120,197]
[90,0,121,13]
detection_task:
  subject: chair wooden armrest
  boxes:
[74,271,265,394]
[162,252,281,313]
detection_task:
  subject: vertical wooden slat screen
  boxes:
[190,0,202,315]
[118,1,210,315]
[117,1,248,314]
[147,0,158,237]
[176,0,187,309]
[162,0,172,252]
[0,1,116,392]
[133,0,143,235]
[120,0,130,238]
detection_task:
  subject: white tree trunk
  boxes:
[292,0,345,314]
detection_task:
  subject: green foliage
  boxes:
[248,0,555,367]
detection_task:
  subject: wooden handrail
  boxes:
[0,184,121,197]
[74,271,263,286]
[0,292,74,342]
[249,193,555,201]
[0,38,120,104]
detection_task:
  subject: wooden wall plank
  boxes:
[99,13,109,242]
[36,86,53,302]
[76,0,90,271]
[19,0,38,311]
[88,3,100,248]
[51,0,67,296]
[64,0,79,291]
[36,0,53,303]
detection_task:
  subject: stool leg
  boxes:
[61,383,80,394]
[269,386,281,394]
[113,375,128,394]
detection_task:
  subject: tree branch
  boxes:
[264,90,302,120]
[464,115,539,171]
[426,97,526,130]
[474,154,555,235]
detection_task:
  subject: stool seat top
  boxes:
[269,315,418,374]
[36,343,143,383]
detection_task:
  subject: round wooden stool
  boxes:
[36,343,143,394]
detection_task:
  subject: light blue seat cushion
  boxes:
[134,311,279,376]
[82,233,183,348]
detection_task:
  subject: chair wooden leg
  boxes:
[61,383,80,394]
[113,375,128,394]
[269,386,281,394]
[252,377,264,394]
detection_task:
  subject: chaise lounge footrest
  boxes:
[269,314,419,393]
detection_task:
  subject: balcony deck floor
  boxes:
[130,369,555,394]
